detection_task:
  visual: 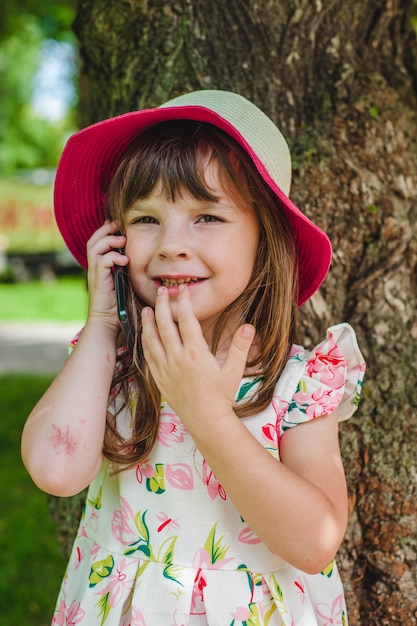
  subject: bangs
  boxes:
[111,121,223,213]
[106,120,260,221]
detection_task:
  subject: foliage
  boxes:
[0,276,87,322]
[0,2,77,174]
[0,0,76,40]
[0,374,66,626]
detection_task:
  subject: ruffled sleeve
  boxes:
[274,323,366,438]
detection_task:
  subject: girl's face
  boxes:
[124,158,260,339]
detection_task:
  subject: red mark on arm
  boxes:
[50,425,78,456]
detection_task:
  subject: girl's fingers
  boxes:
[175,284,204,342]
[153,287,183,347]
[88,233,127,264]
[85,222,127,324]
[141,307,167,371]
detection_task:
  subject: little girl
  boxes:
[22,90,365,625]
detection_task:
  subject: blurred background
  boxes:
[0,2,87,625]
[1,2,417,625]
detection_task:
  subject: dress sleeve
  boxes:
[277,322,366,437]
[68,329,83,354]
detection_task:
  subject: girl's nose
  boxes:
[157,225,191,259]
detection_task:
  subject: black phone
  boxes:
[114,249,134,355]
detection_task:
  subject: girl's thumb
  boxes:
[223,324,256,378]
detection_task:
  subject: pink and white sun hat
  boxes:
[54,90,331,306]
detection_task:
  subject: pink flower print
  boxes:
[83,508,100,534]
[271,396,289,423]
[193,539,233,571]
[261,422,276,445]
[73,546,85,570]
[232,601,265,623]
[171,608,190,626]
[307,336,346,390]
[202,459,226,500]
[294,577,306,604]
[311,388,343,416]
[137,462,167,494]
[135,460,154,484]
[121,606,147,626]
[156,512,180,533]
[158,411,188,446]
[53,599,85,625]
[91,542,101,558]
[238,526,261,545]
[193,546,233,571]
[112,497,137,546]
[315,594,344,625]
[271,396,289,444]
[292,387,343,419]
[231,606,250,620]
[98,558,137,609]
[166,463,194,490]
[126,607,147,626]
[191,569,207,615]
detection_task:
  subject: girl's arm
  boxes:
[21,223,128,497]
[190,405,347,575]
[141,285,348,574]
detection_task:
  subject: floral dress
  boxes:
[52,323,366,626]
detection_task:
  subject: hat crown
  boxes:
[161,90,292,196]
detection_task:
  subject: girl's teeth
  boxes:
[161,277,198,287]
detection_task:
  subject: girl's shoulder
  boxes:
[274,322,366,434]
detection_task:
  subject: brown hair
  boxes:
[104,120,298,468]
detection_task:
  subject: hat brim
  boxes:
[54,104,331,306]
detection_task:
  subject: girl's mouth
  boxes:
[158,276,202,287]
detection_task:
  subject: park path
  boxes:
[0,322,82,374]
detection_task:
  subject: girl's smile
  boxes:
[153,275,207,292]
[124,159,260,338]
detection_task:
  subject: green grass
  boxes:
[0,276,87,322]
[0,375,67,626]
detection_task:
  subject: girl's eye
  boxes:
[198,214,222,223]
[133,216,159,224]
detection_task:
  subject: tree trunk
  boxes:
[50,0,417,622]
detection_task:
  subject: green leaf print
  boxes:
[238,564,253,595]
[158,535,177,565]
[89,555,115,587]
[268,574,284,603]
[146,463,166,494]
[287,379,309,415]
[88,486,103,510]
[236,377,263,402]
[164,563,185,586]
[204,523,230,564]
[158,536,185,587]
[96,591,111,626]
[125,510,153,558]
[247,602,262,625]
[135,510,151,543]
[267,574,289,620]
[321,560,335,578]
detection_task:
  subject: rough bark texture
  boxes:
[49,1,417,623]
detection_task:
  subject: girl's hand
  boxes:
[141,285,348,573]
[86,221,128,329]
[141,285,255,431]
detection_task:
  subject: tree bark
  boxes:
[50,1,417,623]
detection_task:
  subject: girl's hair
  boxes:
[104,120,299,468]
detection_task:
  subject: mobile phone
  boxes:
[114,249,134,355]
